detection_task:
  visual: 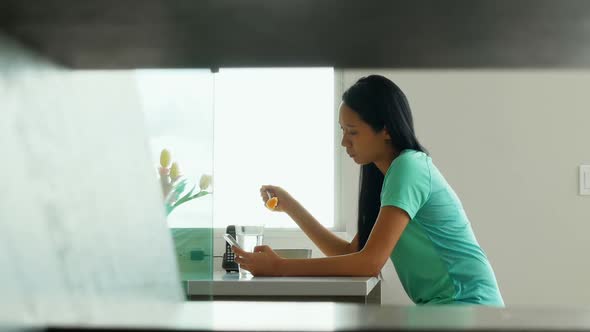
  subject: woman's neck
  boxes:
[374,149,400,175]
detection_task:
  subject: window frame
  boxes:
[211,69,355,252]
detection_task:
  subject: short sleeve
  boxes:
[380,152,431,219]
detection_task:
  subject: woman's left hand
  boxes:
[232,245,283,276]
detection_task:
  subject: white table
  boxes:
[186,271,381,304]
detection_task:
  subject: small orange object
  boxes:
[266,197,279,210]
[265,191,278,210]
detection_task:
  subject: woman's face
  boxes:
[338,103,392,165]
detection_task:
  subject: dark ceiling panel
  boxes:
[2,0,590,69]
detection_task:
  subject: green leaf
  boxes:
[171,191,211,209]
[175,183,197,206]
[165,203,176,215]
[173,178,188,193]
[189,191,211,199]
[164,178,188,206]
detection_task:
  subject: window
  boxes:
[137,68,335,230]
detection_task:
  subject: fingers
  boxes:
[234,253,251,265]
[235,246,270,266]
[260,185,280,207]
[260,184,275,191]
[232,246,249,257]
[238,264,252,272]
[260,185,279,197]
[254,245,271,252]
[233,246,258,265]
[260,187,271,200]
[260,186,271,202]
[238,263,255,275]
[260,190,273,203]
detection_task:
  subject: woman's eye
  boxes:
[340,127,357,136]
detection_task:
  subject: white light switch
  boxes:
[580,165,590,195]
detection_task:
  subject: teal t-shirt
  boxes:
[381,149,504,306]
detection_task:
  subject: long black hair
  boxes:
[342,75,428,250]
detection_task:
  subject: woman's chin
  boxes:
[350,155,364,164]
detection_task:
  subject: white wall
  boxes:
[340,70,590,307]
[0,35,183,324]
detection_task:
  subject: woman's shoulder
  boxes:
[385,149,431,179]
[391,149,430,168]
[398,149,428,160]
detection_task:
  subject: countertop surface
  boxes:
[18,300,590,332]
[186,271,380,296]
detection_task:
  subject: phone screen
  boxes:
[223,233,241,250]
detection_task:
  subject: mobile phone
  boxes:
[223,233,242,250]
[222,226,239,272]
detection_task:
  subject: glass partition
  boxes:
[135,69,214,298]
[134,67,335,300]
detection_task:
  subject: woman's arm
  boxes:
[279,206,409,276]
[235,206,409,277]
[286,199,358,256]
[261,185,355,256]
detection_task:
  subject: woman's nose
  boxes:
[341,135,350,147]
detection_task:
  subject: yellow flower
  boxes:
[160,149,171,168]
[199,174,212,191]
[170,162,182,180]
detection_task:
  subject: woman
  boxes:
[233,75,504,306]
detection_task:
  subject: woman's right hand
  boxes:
[260,185,296,213]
